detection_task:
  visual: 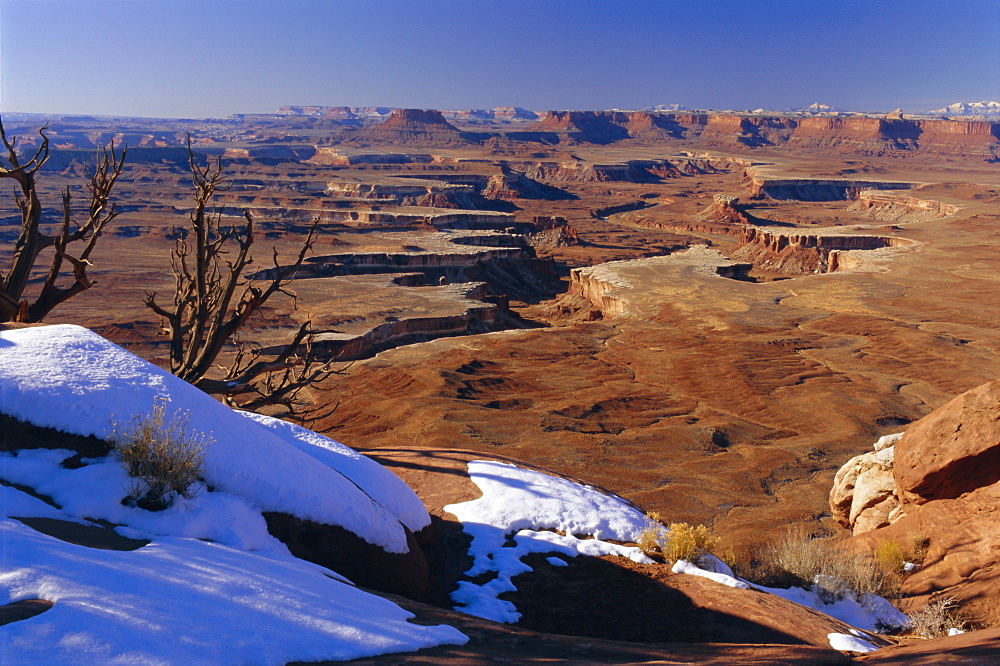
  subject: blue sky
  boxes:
[1,0,997,118]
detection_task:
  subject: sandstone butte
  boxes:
[3,106,1000,660]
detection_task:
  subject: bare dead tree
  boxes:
[145,139,339,413]
[0,116,126,322]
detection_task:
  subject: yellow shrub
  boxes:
[636,512,667,556]
[875,540,905,573]
[662,522,718,564]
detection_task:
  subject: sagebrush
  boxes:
[767,528,888,601]
[909,597,965,638]
[636,512,668,555]
[635,516,718,566]
[111,398,209,509]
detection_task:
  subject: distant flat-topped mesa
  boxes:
[336,109,1000,160]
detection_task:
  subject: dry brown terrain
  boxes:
[4,109,1000,656]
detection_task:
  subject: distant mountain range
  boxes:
[796,103,845,114]
[929,101,1000,117]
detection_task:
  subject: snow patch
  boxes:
[757,580,908,633]
[0,325,428,553]
[828,632,878,653]
[672,559,750,589]
[445,460,653,623]
[0,518,467,663]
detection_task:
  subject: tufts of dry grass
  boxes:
[111,397,209,510]
[753,527,892,601]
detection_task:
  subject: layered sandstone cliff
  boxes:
[849,190,960,221]
[731,227,913,274]
[504,110,1000,158]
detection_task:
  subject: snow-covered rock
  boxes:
[444,460,653,623]
[0,324,467,662]
[0,325,427,554]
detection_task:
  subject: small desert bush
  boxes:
[909,597,965,638]
[111,398,209,510]
[873,539,907,596]
[871,534,931,597]
[875,539,905,572]
[635,516,719,566]
[766,527,888,601]
[661,522,719,565]
[636,512,668,556]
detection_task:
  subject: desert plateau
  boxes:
[4,5,1000,661]
[3,98,1000,663]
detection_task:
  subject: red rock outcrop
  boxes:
[528,111,630,144]
[263,512,429,598]
[836,380,1000,626]
[482,167,570,200]
[743,175,917,201]
[731,228,912,274]
[894,379,1000,506]
[849,190,960,222]
[849,482,1000,626]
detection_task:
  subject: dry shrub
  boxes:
[871,535,931,598]
[907,534,931,564]
[636,512,668,556]
[874,540,905,597]
[875,539,905,572]
[909,597,965,638]
[112,398,209,510]
[662,522,718,565]
[766,527,888,601]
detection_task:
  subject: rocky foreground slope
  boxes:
[832,379,1000,627]
[4,324,1000,662]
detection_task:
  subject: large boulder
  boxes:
[837,379,1000,628]
[894,380,1000,506]
[849,482,1000,628]
[830,434,901,534]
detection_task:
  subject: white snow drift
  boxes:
[0,324,465,662]
[0,324,427,550]
[444,460,653,623]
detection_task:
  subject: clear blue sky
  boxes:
[1,0,998,118]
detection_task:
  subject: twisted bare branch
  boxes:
[0,116,125,322]
[146,139,329,414]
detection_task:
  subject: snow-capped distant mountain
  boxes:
[797,103,845,114]
[930,101,1000,117]
[645,104,688,112]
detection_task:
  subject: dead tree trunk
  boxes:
[0,116,125,322]
[145,139,335,413]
